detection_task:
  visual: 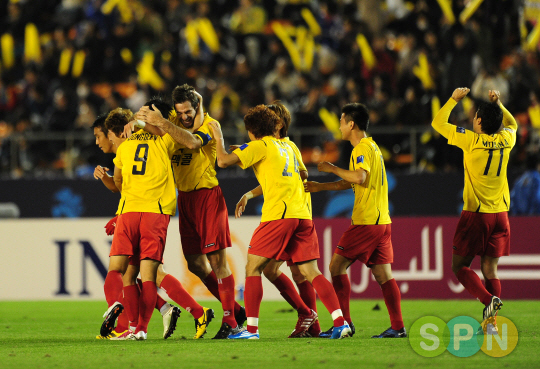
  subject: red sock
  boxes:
[271,274,311,315]
[456,267,492,305]
[245,276,263,333]
[123,284,140,327]
[104,271,123,307]
[115,294,129,332]
[136,281,157,334]
[160,274,204,319]
[380,279,404,330]
[136,278,166,311]
[297,280,320,332]
[332,274,352,324]
[218,274,237,327]
[311,275,345,327]
[204,271,243,315]
[485,278,501,298]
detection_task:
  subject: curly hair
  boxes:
[244,105,280,139]
[105,108,133,137]
[172,84,199,109]
[267,101,291,138]
[476,102,503,135]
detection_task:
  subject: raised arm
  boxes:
[489,90,517,131]
[135,106,202,149]
[208,121,240,168]
[431,87,469,139]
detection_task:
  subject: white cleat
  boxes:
[163,305,181,339]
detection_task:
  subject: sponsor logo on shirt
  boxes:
[204,243,215,248]
[337,246,344,250]
[456,127,466,134]
[240,143,248,150]
[357,155,364,164]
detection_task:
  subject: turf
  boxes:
[0,300,538,369]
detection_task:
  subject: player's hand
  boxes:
[235,195,249,218]
[304,181,321,193]
[317,161,336,173]
[122,121,136,138]
[94,165,109,180]
[208,120,223,141]
[488,90,501,104]
[105,215,118,236]
[229,144,242,151]
[451,87,470,102]
[136,105,165,128]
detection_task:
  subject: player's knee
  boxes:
[187,261,207,279]
[451,263,464,275]
[329,259,344,276]
[262,267,279,281]
[291,270,306,284]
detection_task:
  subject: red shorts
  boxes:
[249,219,319,264]
[177,186,231,255]
[110,212,170,263]
[453,211,510,258]
[336,224,393,267]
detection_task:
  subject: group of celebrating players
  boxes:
[91,83,514,341]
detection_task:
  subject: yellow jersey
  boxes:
[171,114,219,192]
[432,99,517,213]
[350,137,391,225]
[234,136,311,222]
[113,131,179,215]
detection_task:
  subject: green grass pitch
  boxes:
[0,300,538,368]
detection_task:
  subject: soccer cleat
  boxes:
[235,306,247,327]
[318,326,334,338]
[110,329,134,340]
[228,329,259,339]
[289,309,318,338]
[95,329,125,340]
[330,323,352,339]
[163,305,181,339]
[348,322,356,337]
[212,322,245,339]
[133,331,147,340]
[371,327,407,338]
[100,302,124,337]
[306,323,321,337]
[194,307,214,339]
[478,316,499,335]
[483,296,503,321]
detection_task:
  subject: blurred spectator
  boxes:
[510,153,540,215]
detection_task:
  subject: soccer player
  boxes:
[304,103,406,338]
[93,113,211,340]
[235,102,321,337]
[100,104,213,340]
[209,105,351,339]
[133,85,245,339]
[431,88,515,331]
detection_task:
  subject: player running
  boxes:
[209,105,351,339]
[304,103,406,339]
[432,88,516,333]
[132,85,245,339]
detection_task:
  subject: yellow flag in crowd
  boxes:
[459,0,484,24]
[431,95,441,121]
[356,34,377,70]
[101,0,133,24]
[436,0,456,25]
[58,48,73,76]
[413,53,434,90]
[301,8,321,36]
[196,18,220,53]
[1,33,15,69]
[24,23,41,62]
[137,51,165,90]
[71,50,86,78]
[319,108,341,140]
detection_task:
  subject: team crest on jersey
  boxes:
[456,127,466,134]
[357,155,364,164]
[239,143,248,150]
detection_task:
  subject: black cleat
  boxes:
[100,302,124,337]
[371,326,407,338]
[212,322,245,339]
[235,306,247,327]
[483,296,503,321]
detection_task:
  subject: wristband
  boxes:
[135,120,146,129]
[244,191,254,200]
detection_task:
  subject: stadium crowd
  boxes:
[0,0,539,178]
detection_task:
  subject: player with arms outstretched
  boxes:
[432,88,516,332]
[305,103,406,338]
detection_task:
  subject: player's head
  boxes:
[144,97,176,122]
[267,101,290,138]
[474,101,503,135]
[340,103,369,140]
[172,84,199,129]
[92,114,113,153]
[244,104,280,140]
[105,108,133,142]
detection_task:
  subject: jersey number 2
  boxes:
[132,143,149,175]
[279,148,299,177]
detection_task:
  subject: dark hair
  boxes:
[172,84,199,108]
[267,101,291,138]
[476,102,503,135]
[91,114,108,135]
[144,97,174,119]
[244,105,280,139]
[342,103,369,131]
[105,108,133,137]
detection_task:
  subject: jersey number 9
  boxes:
[132,143,149,175]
